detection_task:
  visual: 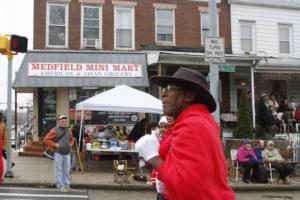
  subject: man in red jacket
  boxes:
[136,67,235,200]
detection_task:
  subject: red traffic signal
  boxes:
[10,35,28,53]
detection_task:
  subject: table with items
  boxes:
[84,136,138,170]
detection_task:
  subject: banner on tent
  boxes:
[107,112,138,124]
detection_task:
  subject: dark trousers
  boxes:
[241,161,260,181]
[2,150,15,165]
[2,149,7,159]
[271,163,293,179]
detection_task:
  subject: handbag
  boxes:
[43,129,67,160]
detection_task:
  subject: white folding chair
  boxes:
[230,149,243,182]
[265,162,277,184]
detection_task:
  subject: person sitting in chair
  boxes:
[237,139,262,183]
[253,140,268,183]
[262,141,293,184]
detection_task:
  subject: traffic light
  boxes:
[0,35,9,53]
[10,34,28,53]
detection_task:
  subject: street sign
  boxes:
[219,63,236,72]
[205,37,225,63]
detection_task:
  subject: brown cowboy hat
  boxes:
[151,67,216,113]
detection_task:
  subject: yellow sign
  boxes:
[0,35,10,53]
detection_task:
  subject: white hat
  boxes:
[159,116,168,125]
[261,93,267,98]
[58,115,67,120]
[267,140,274,146]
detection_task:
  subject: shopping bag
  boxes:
[43,149,54,160]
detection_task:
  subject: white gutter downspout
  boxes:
[251,60,260,131]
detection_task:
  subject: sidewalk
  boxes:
[3,152,300,191]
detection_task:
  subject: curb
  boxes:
[2,181,155,191]
[3,180,300,192]
[230,183,300,191]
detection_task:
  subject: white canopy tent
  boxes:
[75,85,163,148]
[76,85,163,113]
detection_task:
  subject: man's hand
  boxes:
[55,143,60,149]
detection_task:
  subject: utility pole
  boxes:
[208,0,220,124]
[0,34,28,178]
[5,53,14,178]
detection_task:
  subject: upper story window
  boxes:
[200,11,219,46]
[46,3,68,48]
[81,5,102,49]
[155,9,175,44]
[240,21,256,53]
[278,24,293,56]
[114,6,135,50]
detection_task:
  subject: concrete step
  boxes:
[19,140,45,157]
[28,141,45,147]
[18,151,44,157]
[22,145,44,153]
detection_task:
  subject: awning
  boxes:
[13,50,149,91]
[255,57,300,73]
[145,51,261,67]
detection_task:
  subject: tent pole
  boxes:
[78,109,84,151]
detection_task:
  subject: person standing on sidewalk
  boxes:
[44,115,74,192]
[136,67,235,200]
[0,112,15,169]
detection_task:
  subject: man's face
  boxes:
[161,84,187,118]
[58,118,68,128]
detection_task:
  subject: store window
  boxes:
[114,6,135,50]
[69,88,107,124]
[240,21,255,53]
[155,8,175,44]
[68,88,139,137]
[40,88,57,136]
[81,5,102,49]
[46,3,68,47]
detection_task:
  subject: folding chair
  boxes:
[230,149,244,182]
[265,162,277,184]
[113,160,131,184]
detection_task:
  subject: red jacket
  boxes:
[157,104,235,200]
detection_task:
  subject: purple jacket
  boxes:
[237,145,257,163]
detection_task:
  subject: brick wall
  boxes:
[34,0,231,50]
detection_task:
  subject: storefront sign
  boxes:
[28,62,143,77]
[107,112,138,124]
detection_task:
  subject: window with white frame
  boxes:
[81,5,102,49]
[155,9,175,43]
[278,24,293,55]
[114,6,135,49]
[200,12,219,46]
[47,3,68,47]
[240,21,255,53]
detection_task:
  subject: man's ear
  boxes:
[184,91,197,103]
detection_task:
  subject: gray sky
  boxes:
[0,0,34,109]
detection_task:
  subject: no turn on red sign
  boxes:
[205,37,225,63]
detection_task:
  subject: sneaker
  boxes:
[66,187,74,192]
[59,188,69,193]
